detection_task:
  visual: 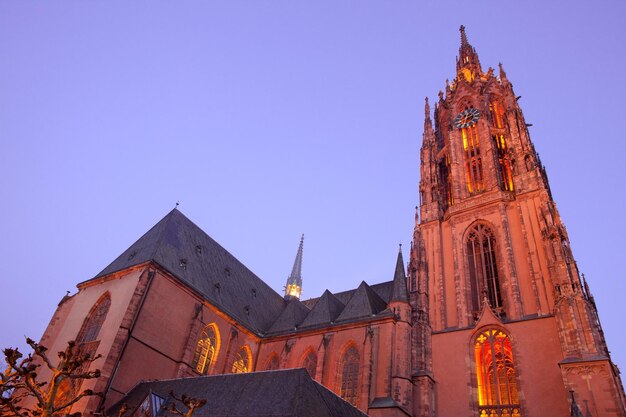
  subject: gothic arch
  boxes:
[470,327,522,417]
[58,292,111,411]
[76,292,111,344]
[337,342,360,406]
[300,347,318,379]
[231,345,252,374]
[191,323,220,375]
[265,352,279,371]
[463,221,505,318]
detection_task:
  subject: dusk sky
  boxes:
[1,2,625,372]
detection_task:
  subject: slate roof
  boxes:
[90,209,400,337]
[106,369,369,417]
[336,281,388,322]
[92,209,285,334]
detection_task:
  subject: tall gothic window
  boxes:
[462,125,484,194]
[231,346,252,373]
[57,293,111,410]
[467,224,503,315]
[302,350,317,379]
[489,100,505,129]
[439,153,454,208]
[76,294,111,344]
[339,345,359,405]
[265,353,279,371]
[474,329,521,417]
[191,323,220,375]
[493,134,514,192]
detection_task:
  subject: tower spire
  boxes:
[284,234,304,300]
[456,25,482,80]
[390,244,408,303]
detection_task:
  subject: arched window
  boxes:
[191,323,220,375]
[76,294,111,344]
[265,353,279,371]
[302,350,317,379]
[467,224,503,315]
[462,125,484,194]
[231,346,252,373]
[339,345,359,405]
[474,329,521,417]
[59,293,111,411]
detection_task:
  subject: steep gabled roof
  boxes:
[299,290,345,328]
[92,209,285,334]
[336,281,388,322]
[267,299,311,334]
[106,369,369,417]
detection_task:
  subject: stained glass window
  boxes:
[462,125,484,194]
[302,351,317,379]
[191,324,219,375]
[231,346,251,373]
[339,346,359,405]
[475,330,521,417]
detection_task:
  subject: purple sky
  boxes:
[1,2,625,371]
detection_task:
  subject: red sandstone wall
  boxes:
[431,316,568,417]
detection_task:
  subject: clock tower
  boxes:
[409,26,626,417]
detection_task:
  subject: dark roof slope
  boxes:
[299,290,345,328]
[267,299,311,334]
[107,369,369,417]
[336,281,388,322]
[92,209,285,334]
[389,249,409,303]
[301,280,393,309]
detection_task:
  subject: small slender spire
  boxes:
[498,62,508,79]
[460,25,469,49]
[456,25,482,79]
[284,234,304,300]
[390,244,409,303]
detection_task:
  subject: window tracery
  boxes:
[339,345,359,406]
[302,350,317,379]
[474,329,521,417]
[191,323,220,375]
[231,345,252,373]
[265,353,279,371]
[467,224,503,316]
[462,125,484,194]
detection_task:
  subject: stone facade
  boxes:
[32,27,625,417]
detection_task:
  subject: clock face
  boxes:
[454,108,481,128]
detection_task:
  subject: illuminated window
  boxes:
[302,350,317,379]
[489,101,505,129]
[265,353,279,370]
[474,329,521,417]
[231,346,252,373]
[493,134,514,192]
[191,323,220,375]
[467,224,503,316]
[462,125,484,194]
[339,345,359,405]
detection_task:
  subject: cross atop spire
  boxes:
[284,234,304,300]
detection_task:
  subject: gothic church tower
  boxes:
[409,26,626,417]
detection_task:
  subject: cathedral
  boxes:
[34,27,625,417]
